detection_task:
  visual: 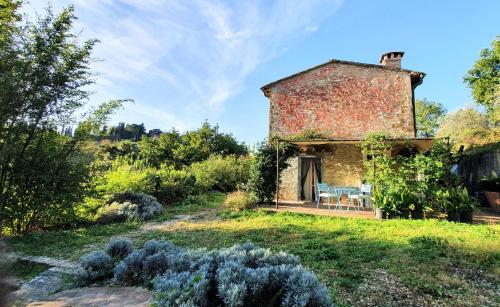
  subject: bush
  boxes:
[95,192,163,223]
[80,251,114,282]
[153,166,197,203]
[105,238,134,259]
[98,160,155,194]
[79,238,333,306]
[191,155,251,192]
[248,141,298,204]
[113,250,147,285]
[224,191,258,211]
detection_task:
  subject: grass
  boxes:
[8,260,50,281]
[5,195,500,305]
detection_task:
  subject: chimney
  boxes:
[380,51,404,69]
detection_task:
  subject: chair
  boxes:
[316,183,340,210]
[348,184,373,213]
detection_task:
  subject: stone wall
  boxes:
[278,144,364,201]
[267,61,416,139]
[278,157,300,201]
[322,144,363,187]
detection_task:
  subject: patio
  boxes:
[266,201,500,224]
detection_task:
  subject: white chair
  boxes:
[347,184,372,213]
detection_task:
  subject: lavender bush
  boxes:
[79,238,333,306]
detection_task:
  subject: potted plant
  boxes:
[479,171,500,212]
[444,187,477,223]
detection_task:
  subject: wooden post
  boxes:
[276,140,279,209]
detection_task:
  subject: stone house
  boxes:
[261,52,433,202]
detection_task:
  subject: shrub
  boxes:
[80,251,114,282]
[143,239,183,256]
[248,141,298,204]
[95,192,163,223]
[224,191,258,211]
[143,252,170,282]
[99,160,155,194]
[80,238,333,306]
[154,166,197,203]
[113,250,147,285]
[191,155,251,192]
[105,238,134,259]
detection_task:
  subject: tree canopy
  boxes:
[0,2,123,234]
[436,107,499,149]
[464,36,500,124]
[415,98,447,137]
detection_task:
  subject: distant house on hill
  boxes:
[261,52,433,202]
[148,129,163,138]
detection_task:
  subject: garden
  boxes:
[1,2,499,306]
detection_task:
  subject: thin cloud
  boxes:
[24,0,343,130]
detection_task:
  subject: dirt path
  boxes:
[140,208,220,232]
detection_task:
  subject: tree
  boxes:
[464,36,500,124]
[248,141,298,204]
[436,107,498,149]
[415,98,447,137]
[0,3,124,234]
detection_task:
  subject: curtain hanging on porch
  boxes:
[301,158,322,201]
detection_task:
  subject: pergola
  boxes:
[274,137,434,209]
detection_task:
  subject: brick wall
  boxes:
[268,62,416,139]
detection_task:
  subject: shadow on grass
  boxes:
[134,210,499,299]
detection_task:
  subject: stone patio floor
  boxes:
[266,202,500,224]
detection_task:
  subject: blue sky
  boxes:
[27,0,499,145]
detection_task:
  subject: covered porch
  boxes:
[275,137,434,211]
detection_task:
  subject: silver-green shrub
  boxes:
[143,239,183,256]
[95,192,163,223]
[80,238,333,306]
[105,238,134,259]
[113,250,147,285]
[80,251,114,282]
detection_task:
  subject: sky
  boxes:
[25,0,500,145]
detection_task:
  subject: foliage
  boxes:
[80,251,114,282]
[95,192,163,223]
[415,98,447,137]
[191,155,251,192]
[153,166,197,203]
[436,107,499,149]
[105,237,134,260]
[137,129,181,167]
[360,134,475,216]
[224,191,259,211]
[0,3,125,234]
[479,171,500,192]
[7,206,500,306]
[464,36,500,124]
[113,250,147,285]
[136,122,247,168]
[107,122,146,141]
[248,140,299,204]
[79,237,332,306]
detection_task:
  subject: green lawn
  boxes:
[6,196,500,306]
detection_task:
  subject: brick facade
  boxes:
[265,60,422,140]
[263,55,425,201]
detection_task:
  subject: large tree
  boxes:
[436,107,498,149]
[415,98,446,137]
[0,2,124,234]
[464,36,500,124]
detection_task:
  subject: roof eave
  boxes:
[260,58,425,95]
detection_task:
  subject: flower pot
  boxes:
[484,191,500,212]
[375,208,386,219]
[460,209,473,224]
[411,210,424,220]
[447,211,461,222]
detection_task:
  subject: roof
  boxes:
[260,58,425,95]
